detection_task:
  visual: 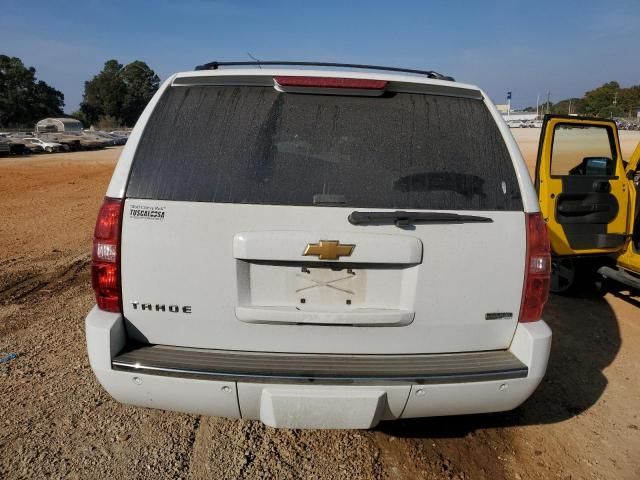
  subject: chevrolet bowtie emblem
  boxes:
[303,240,355,260]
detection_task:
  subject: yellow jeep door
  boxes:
[616,140,640,272]
[535,114,631,256]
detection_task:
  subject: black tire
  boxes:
[550,256,609,297]
[550,257,578,294]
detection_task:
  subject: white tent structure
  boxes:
[36,118,83,133]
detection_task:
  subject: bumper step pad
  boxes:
[112,344,527,385]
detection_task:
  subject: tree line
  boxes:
[1,55,159,129]
[0,55,65,128]
[524,81,640,118]
[2,54,639,128]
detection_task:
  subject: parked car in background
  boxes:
[507,120,525,128]
[109,130,131,138]
[91,131,129,146]
[90,131,115,145]
[2,136,31,155]
[23,137,65,153]
[8,141,30,155]
[7,132,34,138]
[0,138,10,156]
[107,133,128,145]
[81,131,115,149]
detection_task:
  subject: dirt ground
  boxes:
[1,131,640,479]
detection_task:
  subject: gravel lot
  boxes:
[1,131,640,479]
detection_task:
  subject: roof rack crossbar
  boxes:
[193,61,454,81]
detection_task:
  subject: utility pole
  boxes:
[568,99,572,115]
[546,91,551,115]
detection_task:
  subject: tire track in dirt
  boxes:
[0,252,91,336]
[0,253,90,304]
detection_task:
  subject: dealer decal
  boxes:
[130,204,166,221]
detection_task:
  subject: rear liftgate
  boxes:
[118,73,534,426]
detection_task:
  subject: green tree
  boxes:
[79,59,159,127]
[80,60,126,126]
[0,55,64,128]
[120,61,160,126]
[618,85,640,118]
[551,98,584,115]
[583,81,624,118]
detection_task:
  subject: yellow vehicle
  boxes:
[535,114,640,293]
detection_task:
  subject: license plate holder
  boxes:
[289,266,366,306]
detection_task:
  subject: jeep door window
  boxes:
[551,124,616,177]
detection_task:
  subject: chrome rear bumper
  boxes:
[112,343,527,385]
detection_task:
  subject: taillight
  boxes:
[273,76,388,90]
[92,197,123,312]
[519,213,551,322]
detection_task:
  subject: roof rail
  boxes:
[193,61,455,81]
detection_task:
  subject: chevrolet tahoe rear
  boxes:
[86,63,552,429]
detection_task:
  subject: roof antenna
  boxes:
[247,52,262,68]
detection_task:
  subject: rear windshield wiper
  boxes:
[348,210,493,227]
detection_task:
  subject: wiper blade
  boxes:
[348,210,493,227]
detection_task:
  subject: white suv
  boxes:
[24,137,64,153]
[86,62,552,429]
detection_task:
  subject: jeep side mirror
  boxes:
[582,156,613,176]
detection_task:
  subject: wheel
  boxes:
[550,257,577,294]
[551,256,609,297]
[45,147,53,153]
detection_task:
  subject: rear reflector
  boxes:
[519,213,551,322]
[274,76,388,90]
[92,197,123,313]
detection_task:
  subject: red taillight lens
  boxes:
[92,197,123,313]
[519,213,551,322]
[274,76,388,90]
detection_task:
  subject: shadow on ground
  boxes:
[609,286,640,308]
[378,293,621,438]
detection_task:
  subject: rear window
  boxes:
[127,85,522,211]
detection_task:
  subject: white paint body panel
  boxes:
[121,200,526,354]
[85,307,240,418]
[85,309,551,429]
[235,306,415,326]
[402,320,551,418]
[251,386,410,429]
[233,231,423,264]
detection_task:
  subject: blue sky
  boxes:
[2,0,639,112]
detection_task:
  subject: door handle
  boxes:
[591,180,611,193]
[557,203,609,214]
